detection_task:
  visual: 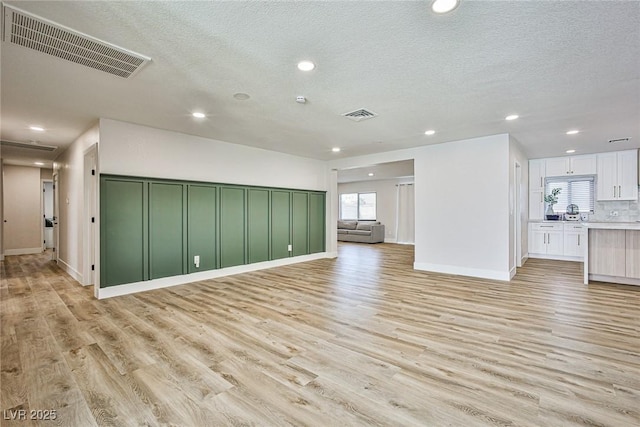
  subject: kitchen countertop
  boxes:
[582,222,640,230]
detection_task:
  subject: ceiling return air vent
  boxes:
[2,4,151,78]
[342,108,378,122]
[0,140,58,152]
[608,137,630,144]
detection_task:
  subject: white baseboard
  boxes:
[528,253,583,262]
[509,266,516,279]
[58,258,83,283]
[4,247,42,256]
[413,262,511,281]
[97,252,332,299]
[384,238,397,243]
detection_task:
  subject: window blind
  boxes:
[545,176,595,213]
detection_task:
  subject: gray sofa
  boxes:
[337,220,385,243]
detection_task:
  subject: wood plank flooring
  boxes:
[1,243,639,426]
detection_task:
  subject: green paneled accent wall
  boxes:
[309,192,325,254]
[292,192,309,256]
[248,189,270,263]
[149,182,185,279]
[100,174,325,288]
[100,178,146,287]
[188,185,217,273]
[271,190,291,260]
[219,187,246,268]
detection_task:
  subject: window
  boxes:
[340,192,377,220]
[545,176,595,213]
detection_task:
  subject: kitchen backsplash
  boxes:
[589,188,640,222]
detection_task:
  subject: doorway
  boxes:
[42,180,54,250]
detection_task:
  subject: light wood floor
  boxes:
[1,244,639,426]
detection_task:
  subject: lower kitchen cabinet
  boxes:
[563,224,587,258]
[529,223,563,256]
[529,222,586,260]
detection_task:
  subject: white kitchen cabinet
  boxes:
[529,223,563,256]
[529,159,545,191]
[596,150,638,201]
[545,154,596,177]
[529,190,544,220]
[563,223,586,258]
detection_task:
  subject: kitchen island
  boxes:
[583,222,640,286]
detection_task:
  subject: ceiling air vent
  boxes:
[2,4,151,78]
[608,137,630,144]
[342,108,378,122]
[0,140,57,152]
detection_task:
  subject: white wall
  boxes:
[329,134,514,281]
[54,123,100,282]
[0,161,4,260]
[99,119,327,191]
[338,178,413,242]
[2,165,42,254]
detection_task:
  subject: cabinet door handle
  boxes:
[540,225,554,228]
[614,186,617,198]
[540,177,543,187]
[619,185,621,198]
[544,233,546,244]
[578,235,580,246]
[548,233,551,244]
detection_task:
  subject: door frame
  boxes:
[52,172,59,263]
[514,161,523,268]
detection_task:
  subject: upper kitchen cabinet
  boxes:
[545,154,596,177]
[529,159,545,191]
[597,150,638,201]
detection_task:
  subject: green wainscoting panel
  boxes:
[309,192,325,254]
[248,188,270,263]
[100,178,146,287]
[219,186,246,268]
[271,190,291,260]
[149,182,185,279]
[188,185,217,273]
[292,192,309,256]
[101,174,326,288]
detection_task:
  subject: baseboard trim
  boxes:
[509,266,516,279]
[413,262,511,281]
[58,258,83,283]
[528,253,583,262]
[384,238,397,243]
[589,274,640,287]
[4,247,42,256]
[97,252,332,299]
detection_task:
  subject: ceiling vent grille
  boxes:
[0,140,58,152]
[342,108,378,122]
[2,4,151,78]
[608,137,630,144]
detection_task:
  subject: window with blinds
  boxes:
[545,176,595,213]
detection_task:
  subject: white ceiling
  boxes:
[1,1,639,168]
[337,160,414,184]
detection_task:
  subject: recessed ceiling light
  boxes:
[505,114,519,121]
[297,60,315,71]
[566,130,579,135]
[192,112,205,118]
[368,173,374,177]
[566,149,576,154]
[233,93,250,100]
[34,162,45,166]
[29,125,45,131]
[431,0,459,14]
[424,130,436,136]
[332,147,341,153]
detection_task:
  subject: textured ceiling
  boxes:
[1,1,639,168]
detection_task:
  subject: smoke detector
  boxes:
[296,96,306,104]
